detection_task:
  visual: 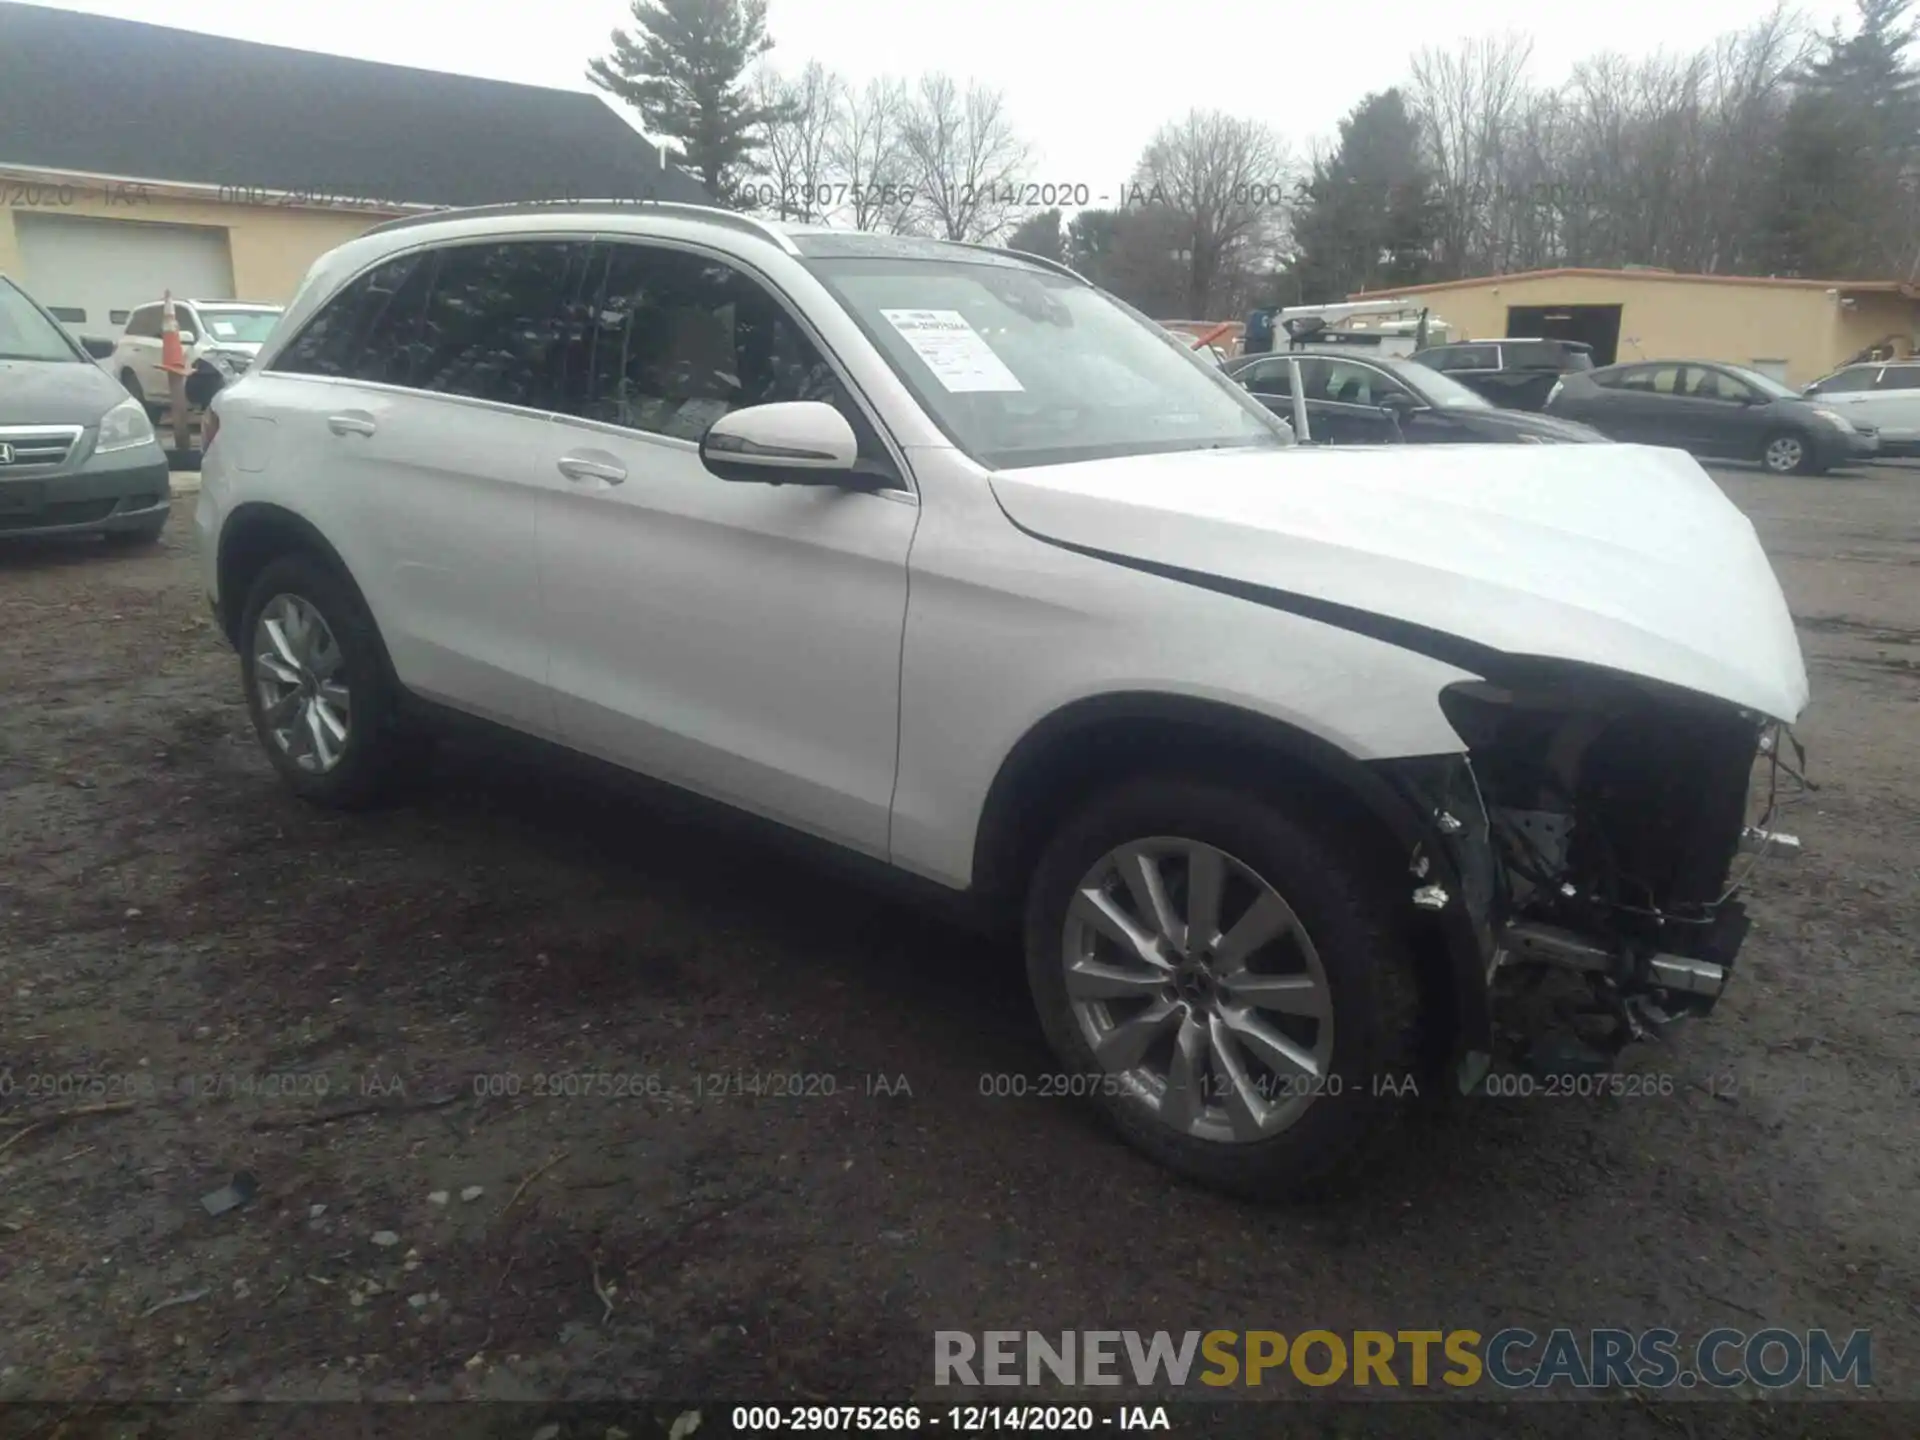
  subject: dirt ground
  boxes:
[1,460,1916,1428]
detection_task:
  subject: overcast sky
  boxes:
[47,0,1856,193]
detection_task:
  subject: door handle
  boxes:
[557,454,627,485]
[327,412,377,437]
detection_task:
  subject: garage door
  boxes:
[14,213,235,341]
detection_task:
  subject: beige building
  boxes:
[1351,268,1920,388]
[0,4,705,342]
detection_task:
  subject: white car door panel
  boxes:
[534,238,917,857]
[541,421,916,857]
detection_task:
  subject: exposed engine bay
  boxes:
[1393,668,1809,1079]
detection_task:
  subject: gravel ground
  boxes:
[0,460,1914,1431]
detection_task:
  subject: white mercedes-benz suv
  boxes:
[195,203,1809,1197]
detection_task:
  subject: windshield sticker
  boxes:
[880,309,1024,393]
[209,321,237,338]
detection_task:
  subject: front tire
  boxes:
[1762,431,1816,475]
[238,553,412,808]
[1023,777,1423,1200]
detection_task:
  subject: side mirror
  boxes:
[80,336,115,359]
[699,401,862,486]
[1377,390,1419,414]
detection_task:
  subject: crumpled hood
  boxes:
[0,357,122,427]
[990,442,1809,722]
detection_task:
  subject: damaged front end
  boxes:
[1389,668,1807,1085]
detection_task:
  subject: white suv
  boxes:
[1804,361,1920,456]
[110,299,284,410]
[194,203,1809,1197]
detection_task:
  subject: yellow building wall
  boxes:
[0,191,399,303]
[1400,274,1919,387]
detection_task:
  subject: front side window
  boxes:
[568,243,860,447]
[273,253,434,385]
[1237,358,1293,394]
[0,279,80,361]
[123,306,161,340]
[1687,368,1753,403]
[807,254,1285,469]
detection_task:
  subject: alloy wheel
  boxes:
[1765,436,1804,473]
[1060,837,1335,1143]
[252,594,351,773]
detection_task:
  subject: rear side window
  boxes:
[1433,344,1497,371]
[1878,367,1920,390]
[413,240,598,410]
[1617,365,1682,394]
[273,254,434,385]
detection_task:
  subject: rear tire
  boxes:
[1022,776,1424,1200]
[238,553,414,809]
[1762,431,1815,475]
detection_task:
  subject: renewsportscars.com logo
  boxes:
[933,1328,1873,1391]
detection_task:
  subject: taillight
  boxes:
[1546,380,1564,407]
[201,406,220,450]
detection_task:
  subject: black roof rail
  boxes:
[361,200,800,253]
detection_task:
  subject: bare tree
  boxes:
[1408,34,1535,276]
[898,74,1032,242]
[1132,110,1294,317]
[832,76,915,233]
[751,62,845,221]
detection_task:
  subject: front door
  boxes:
[538,240,917,858]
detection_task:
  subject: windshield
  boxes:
[1396,360,1493,409]
[807,257,1288,469]
[0,278,80,362]
[1720,364,1799,400]
[195,308,282,345]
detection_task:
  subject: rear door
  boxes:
[261,238,586,736]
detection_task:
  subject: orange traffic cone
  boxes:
[160,291,188,376]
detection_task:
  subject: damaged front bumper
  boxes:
[1382,673,1807,1085]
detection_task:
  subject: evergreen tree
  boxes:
[1768,0,1919,275]
[1004,208,1066,264]
[1288,90,1438,303]
[588,0,785,206]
